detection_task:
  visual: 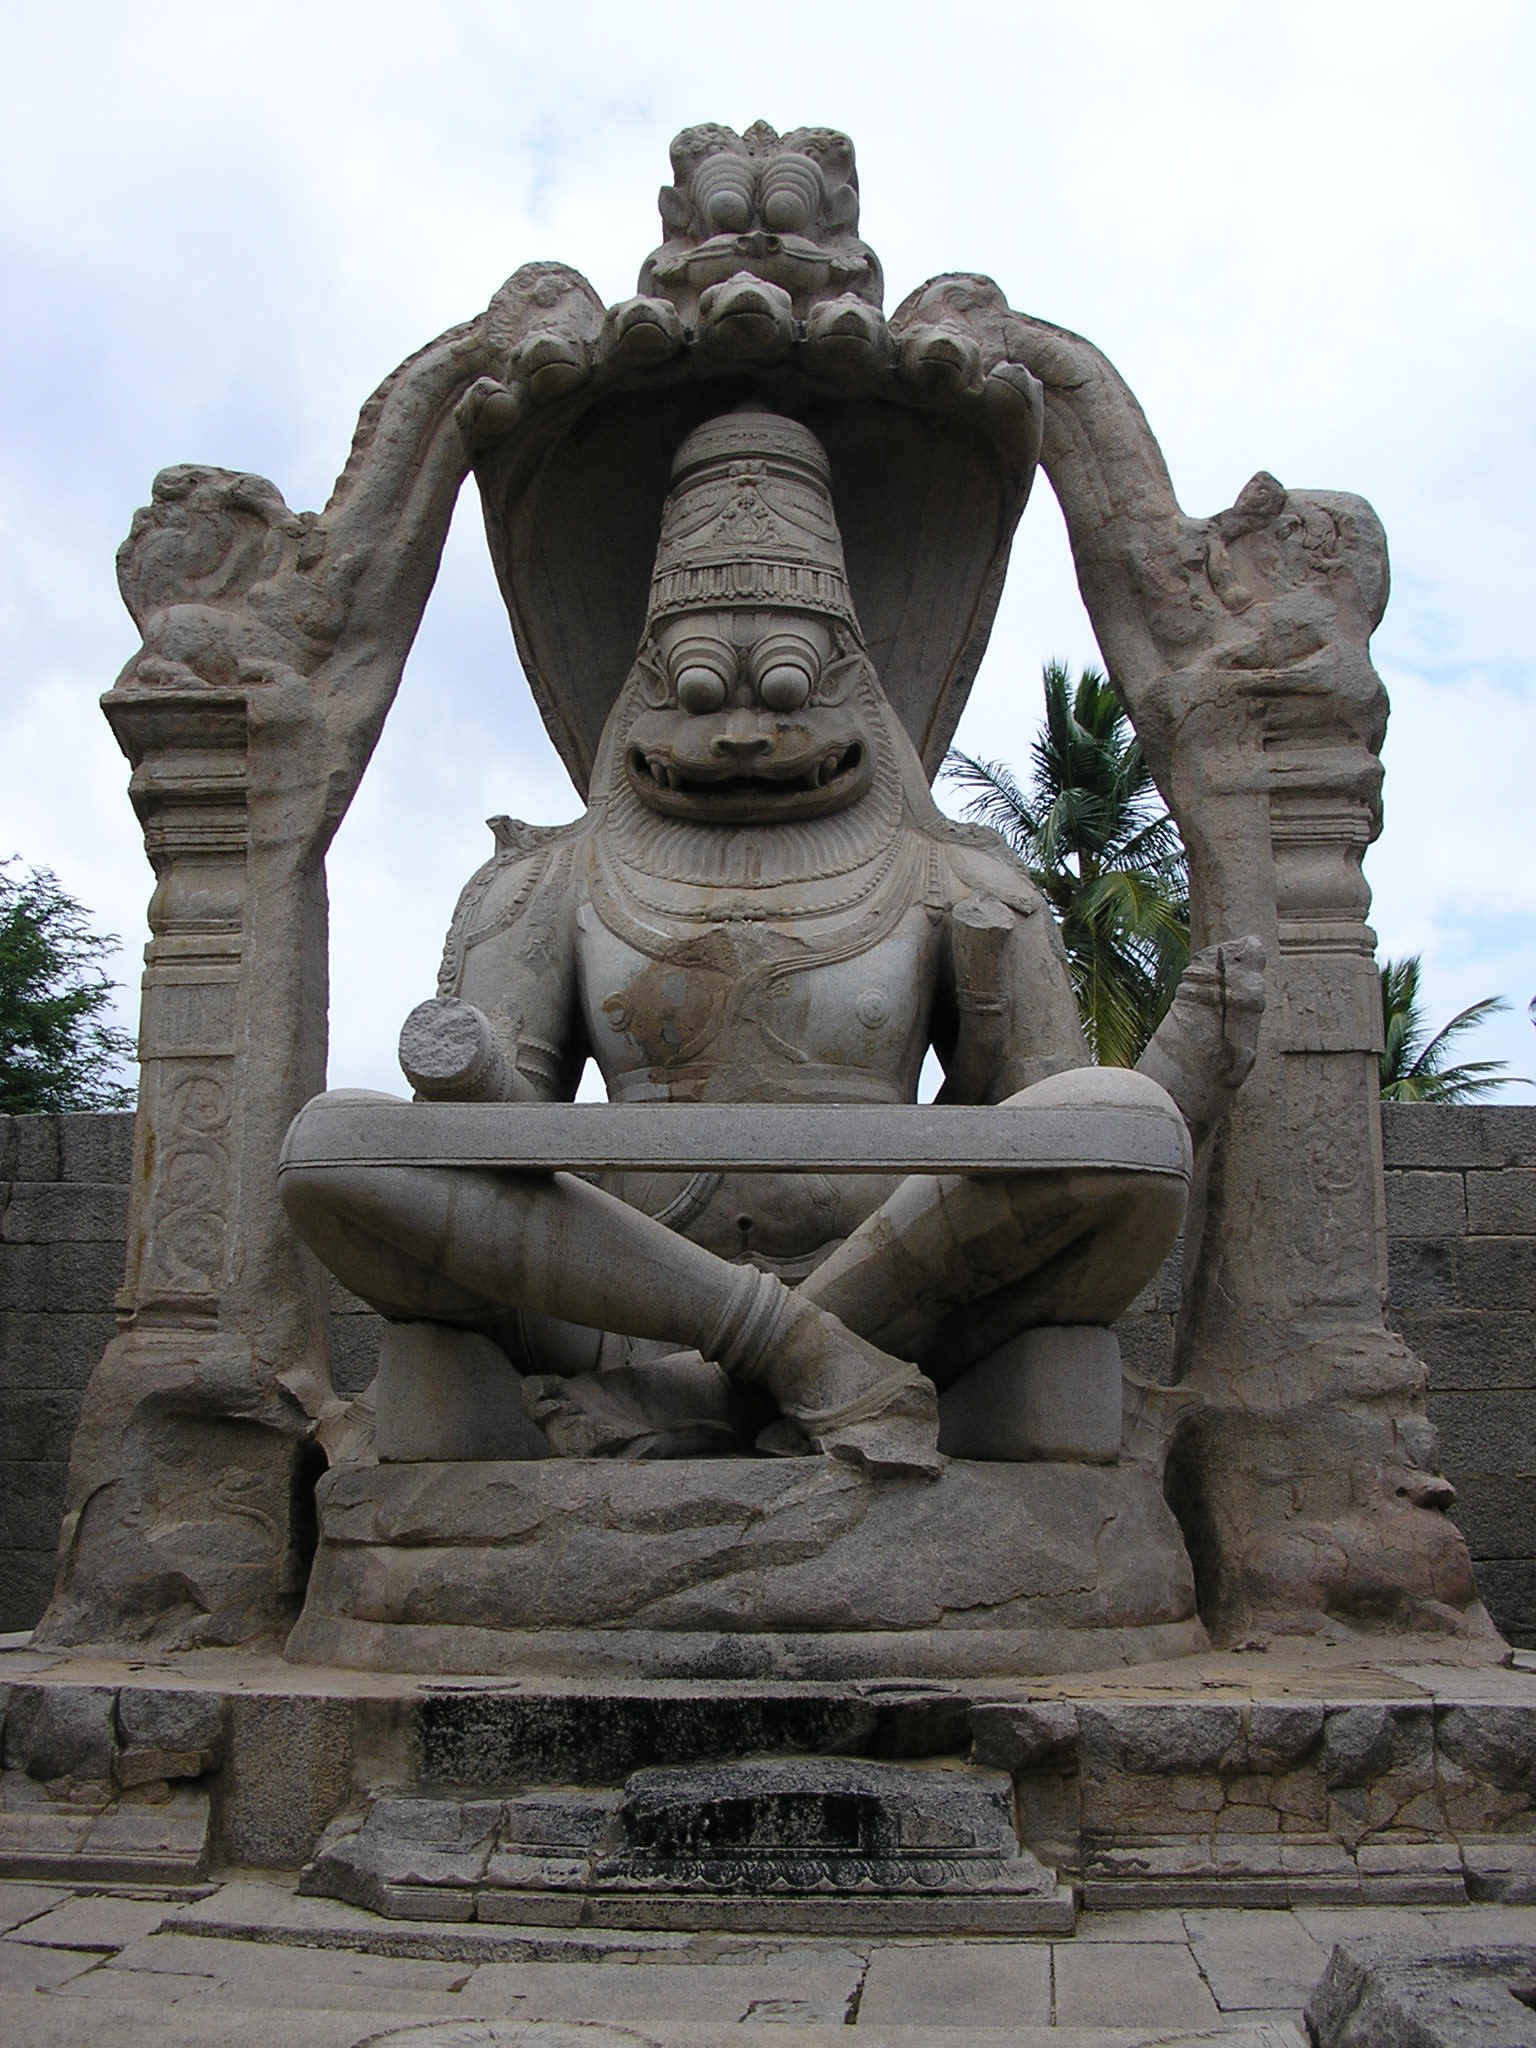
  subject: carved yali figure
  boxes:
[279,406,1264,1480]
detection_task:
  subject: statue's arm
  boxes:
[935,868,1088,1104]
[399,834,585,1103]
[1136,937,1267,1148]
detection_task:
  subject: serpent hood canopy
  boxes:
[463,123,1046,797]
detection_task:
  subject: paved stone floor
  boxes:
[4,1877,1535,2044]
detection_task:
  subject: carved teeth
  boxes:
[818,751,843,785]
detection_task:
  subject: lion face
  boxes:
[622,608,877,825]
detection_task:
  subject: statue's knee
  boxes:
[1006,1063,1181,1121]
[279,1088,411,1241]
[277,1159,358,1253]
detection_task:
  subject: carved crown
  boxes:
[646,409,857,628]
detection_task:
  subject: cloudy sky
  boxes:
[3,0,1531,1100]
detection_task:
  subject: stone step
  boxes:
[0,1772,209,1884]
[6,1646,1536,1908]
[302,1758,1075,1934]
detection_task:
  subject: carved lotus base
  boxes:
[287,1455,1205,1678]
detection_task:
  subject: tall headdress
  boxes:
[645,408,857,631]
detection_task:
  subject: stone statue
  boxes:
[42,118,1488,1661]
[278,405,1265,1481]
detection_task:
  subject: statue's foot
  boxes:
[805,1374,946,1480]
[756,1299,944,1480]
[523,1346,746,1459]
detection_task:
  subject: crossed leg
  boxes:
[801,1066,1190,1384]
[278,1066,1187,1476]
[278,1106,942,1476]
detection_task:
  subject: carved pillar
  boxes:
[37,685,332,1647]
[1266,734,1390,1312]
[114,689,251,1325]
[33,304,494,1648]
[996,307,1492,1643]
[1167,708,1486,1641]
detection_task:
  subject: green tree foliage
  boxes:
[1379,954,1527,1102]
[943,660,1189,1065]
[0,860,137,1113]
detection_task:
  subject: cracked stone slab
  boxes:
[0,2013,1313,2048]
[167,1876,866,1964]
[1306,1934,1536,2044]
[0,1879,70,1932]
[1082,1833,1473,1910]
[0,1769,208,1882]
[1053,1937,1222,2030]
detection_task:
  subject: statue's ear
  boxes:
[813,641,867,706]
[658,182,691,240]
[630,638,672,707]
[824,182,860,230]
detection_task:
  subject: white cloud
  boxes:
[1369,664,1536,1099]
[1,0,1531,1105]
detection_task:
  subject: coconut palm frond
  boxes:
[943,660,1192,1064]
[1378,958,1527,1102]
[942,750,1042,855]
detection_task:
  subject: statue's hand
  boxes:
[1176,937,1267,1090]
[398,997,510,1102]
[1138,937,1267,1145]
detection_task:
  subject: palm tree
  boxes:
[1379,956,1527,1101]
[943,660,1189,1065]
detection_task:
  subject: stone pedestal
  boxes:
[286,1456,1205,1679]
[302,1756,1075,1933]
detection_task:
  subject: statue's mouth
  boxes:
[625,739,870,821]
[650,233,870,294]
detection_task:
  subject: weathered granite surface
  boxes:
[16,117,1506,1657]
[287,1457,1204,1678]
[1307,1933,1536,2044]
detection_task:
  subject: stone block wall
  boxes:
[1382,1104,1536,1647]
[3,1105,1535,1639]
[0,1113,132,1631]
[0,1111,383,1632]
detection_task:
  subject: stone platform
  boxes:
[288,1457,1204,1680]
[2,1638,1531,1928]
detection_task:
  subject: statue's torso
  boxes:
[573,822,944,1270]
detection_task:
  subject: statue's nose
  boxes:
[709,715,772,760]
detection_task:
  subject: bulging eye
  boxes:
[706,188,752,232]
[677,665,728,713]
[760,155,822,235]
[758,662,811,711]
[750,632,820,711]
[694,156,755,235]
[665,632,736,712]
